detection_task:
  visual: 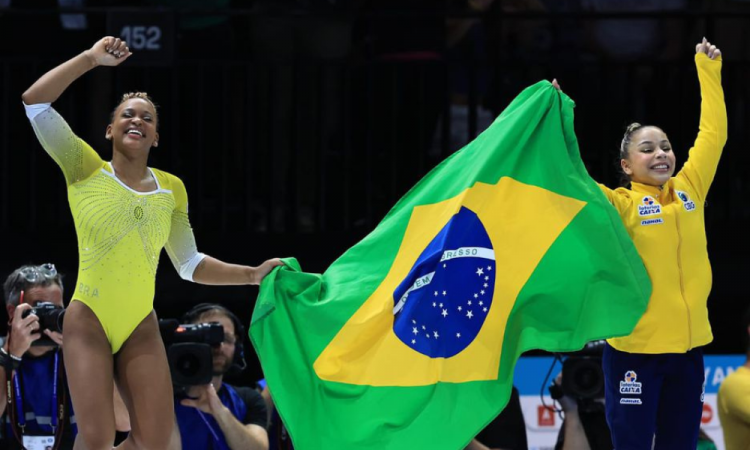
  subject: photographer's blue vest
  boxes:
[4,350,77,442]
[175,383,248,450]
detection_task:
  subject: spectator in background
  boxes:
[249,0,358,232]
[482,0,551,116]
[432,0,496,156]
[581,0,688,62]
[580,0,689,132]
[353,0,447,224]
[144,0,234,59]
[718,306,750,450]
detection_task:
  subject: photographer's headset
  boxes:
[181,303,247,375]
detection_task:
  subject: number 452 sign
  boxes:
[106,11,175,66]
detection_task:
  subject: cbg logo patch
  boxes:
[676,191,696,212]
[638,196,662,216]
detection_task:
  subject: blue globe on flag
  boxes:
[392,207,496,358]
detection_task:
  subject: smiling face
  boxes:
[620,126,676,187]
[105,97,159,154]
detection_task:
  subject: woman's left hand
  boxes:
[251,258,285,285]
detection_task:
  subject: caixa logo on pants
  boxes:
[619,370,643,405]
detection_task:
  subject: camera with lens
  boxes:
[21,302,65,346]
[549,340,606,409]
[159,319,224,389]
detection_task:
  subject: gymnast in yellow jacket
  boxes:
[22,36,282,450]
[596,39,727,449]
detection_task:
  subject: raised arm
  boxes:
[23,37,132,185]
[22,37,130,105]
[676,38,727,201]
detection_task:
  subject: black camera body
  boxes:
[549,340,606,408]
[562,340,606,401]
[21,302,65,347]
[159,319,224,388]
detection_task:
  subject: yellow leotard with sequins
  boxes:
[27,105,204,353]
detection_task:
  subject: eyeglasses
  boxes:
[17,263,58,284]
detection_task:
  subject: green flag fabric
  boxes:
[250,81,651,450]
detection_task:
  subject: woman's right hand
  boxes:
[85,36,132,67]
[8,303,41,357]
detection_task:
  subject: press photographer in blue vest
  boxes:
[0,264,75,450]
[0,264,130,450]
[171,303,268,450]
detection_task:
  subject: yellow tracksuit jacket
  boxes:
[600,53,727,354]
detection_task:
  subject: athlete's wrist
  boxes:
[82,50,99,69]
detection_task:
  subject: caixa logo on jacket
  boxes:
[676,191,696,212]
[637,196,662,216]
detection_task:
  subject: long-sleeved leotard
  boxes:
[26,104,205,353]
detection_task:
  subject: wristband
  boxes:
[0,347,21,372]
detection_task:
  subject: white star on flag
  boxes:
[476,268,484,276]
[466,311,474,319]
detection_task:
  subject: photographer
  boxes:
[552,372,610,450]
[0,264,74,450]
[173,303,268,450]
[549,341,611,450]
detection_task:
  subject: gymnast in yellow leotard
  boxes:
[22,36,283,450]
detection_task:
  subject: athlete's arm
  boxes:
[676,39,726,200]
[22,37,130,105]
[164,176,283,285]
[193,257,283,286]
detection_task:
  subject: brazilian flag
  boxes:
[250,81,650,449]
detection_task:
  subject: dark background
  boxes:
[1,0,749,386]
